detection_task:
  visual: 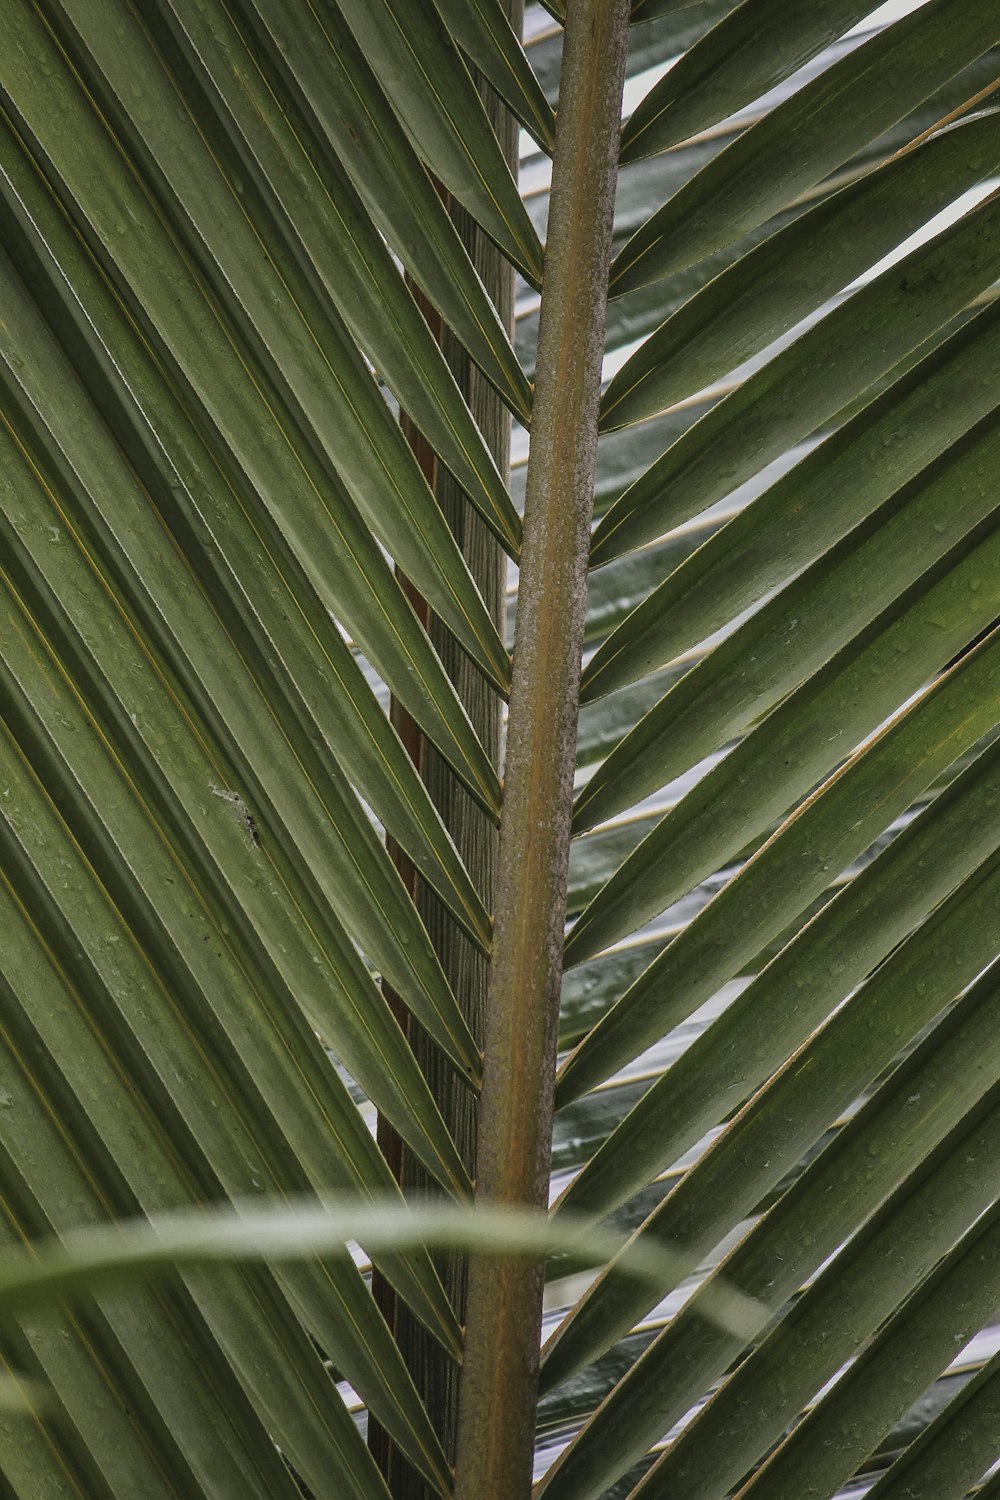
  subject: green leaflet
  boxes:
[630,0,736,22]
[430,0,556,152]
[635,1137,1000,1500]
[0,1215,303,1500]
[0,755,454,1489]
[0,260,482,1087]
[0,64,505,823]
[0,1014,392,1500]
[540,970,1000,1489]
[0,494,472,1210]
[30,0,509,697]
[578,298,1000,830]
[152,0,522,556]
[592,185,1000,575]
[558,788,1000,1227]
[543,866,1000,1499]
[610,0,1000,293]
[0,1309,199,1500]
[603,108,1000,430]
[329,0,544,286]
[0,136,498,924]
[865,1346,1000,1500]
[240,0,532,422]
[519,47,1000,379]
[558,625,1000,1104]
[0,627,465,1279]
[620,0,874,163]
[579,400,1000,838]
[739,1219,1000,1498]
[568,482,1000,967]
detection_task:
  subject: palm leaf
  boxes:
[535,4,1000,1497]
[6,2,1000,1498]
[0,0,530,1489]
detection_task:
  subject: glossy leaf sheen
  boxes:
[610,0,1000,293]
[330,0,544,286]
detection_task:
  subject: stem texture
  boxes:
[453,5,631,1497]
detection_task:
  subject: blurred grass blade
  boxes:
[0,1201,761,1343]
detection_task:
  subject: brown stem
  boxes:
[453,4,632,1498]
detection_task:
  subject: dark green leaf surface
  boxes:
[620,0,874,163]
[0,73,507,824]
[578,297,1000,830]
[21,0,509,696]
[630,0,738,26]
[432,0,556,152]
[569,503,1000,966]
[578,400,1000,837]
[0,987,399,1500]
[0,136,500,913]
[559,626,1000,1103]
[152,0,523,556]
[330,0,544,285]
[604,108,1000,430]
[637,1139,1000,1500]
[242,0,533,421]
[0,623,464,1299]
[559,735,1000,1223]
[865,1346,1000,1500]
[739,1202,1000,1499]
[10,2,1000,1493]
[593,186,1000,573]
[610,0,1000,294]
[0,283,485,1090]
[517,48,1000,378]
[544,963,1000,1410]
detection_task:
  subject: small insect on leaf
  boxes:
[210,785,262,847]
